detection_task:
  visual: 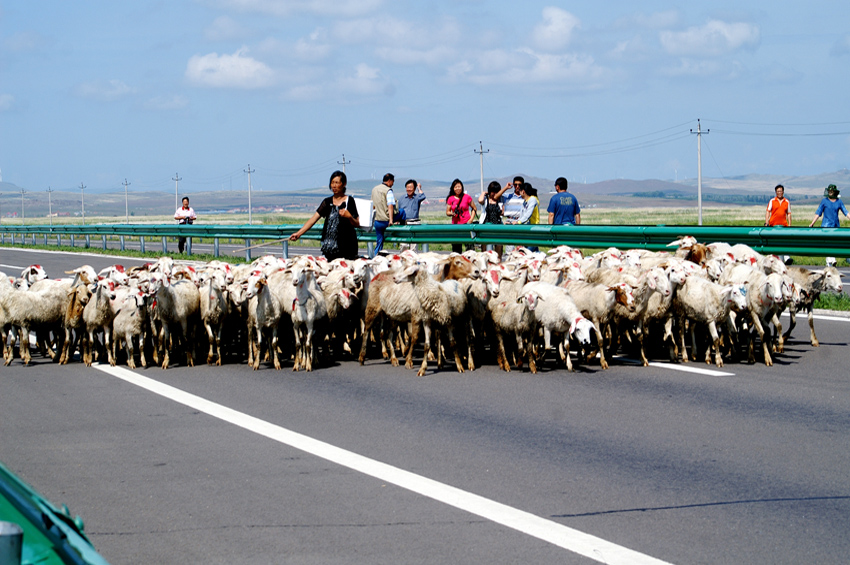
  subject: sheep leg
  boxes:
[677,316,689,363]
[358,308,379,364]
[689,321,699,362]
[417,322,432,376]
[125,336,137,369]
[592,322,609,370]
[160,324,171,369]
[754,315,773,367]
[495,331,511,372]
[405,321,421,370]
[205,321,216,365]
[560,336,573,371]
[271,326,281,370]
[708,321,723,367]
[446,325,464,374]
[105,327,116,367]
[466,320,476,372]
[18,324,32,365]
[183,320,195,368]
[771,313,784,353]
[807,306,819,347]
[214,324,223,366]
[783,305,797,343]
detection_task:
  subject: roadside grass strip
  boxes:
[93,363,673,565]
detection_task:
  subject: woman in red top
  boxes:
[445,179,477,253]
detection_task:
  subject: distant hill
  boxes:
[1,170,847,218]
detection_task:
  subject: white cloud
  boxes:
[74,79,136,101]
[374,45,455,66]
[0,94,14,111]
[615,11,679,30]
[208,0,382,18]
[660,20,760,57]
[452,47,606,88]
[284,63,392,101]
[830,35,850,57]
[185,47,274,88]
[143,94,190,111]
[205,16,250,41]
[337,63,389,96]
[531,7,580,52]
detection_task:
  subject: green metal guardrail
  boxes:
[1,223,849,259]
[0,462,109,565]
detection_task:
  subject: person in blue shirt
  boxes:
[398,179,426,225]
[398,179,426,251]
[547,177,581,225]
[809,184,848,228]
[809,184,848,267]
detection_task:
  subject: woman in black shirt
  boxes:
[290,170,360,260]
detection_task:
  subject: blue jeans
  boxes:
[373,220,389,256]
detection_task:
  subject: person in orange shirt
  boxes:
[765,183,792,264]
[765,184,791,227]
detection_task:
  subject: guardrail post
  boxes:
[245,239,251,262]
[214,238,220,257]
[85,234,91,248]
[102,235,107,250]
[0,521,23,565]
[139,236,145,253]
[367,242,374,258]
[70,234,75,247]
[56,234,61,246]
[43,234,48,246]
[120,235,125,251]
[31,234,37,245]
[282,240,289,259]
[422,243,429,252]
[162,236,167,253]
[187,238,192,255]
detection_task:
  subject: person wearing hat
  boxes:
[810,184,848,228]
[809,184,848,266]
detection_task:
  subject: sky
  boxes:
[1,0,849,196]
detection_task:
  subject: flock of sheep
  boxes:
[0,235,844,375]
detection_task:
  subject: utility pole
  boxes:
[123,178,131,223]
[20,188,26,221]
[690,119,709,225]
[474,141,489,196]
[173,173,182,211]
[47,187,54,226]
[244,164,255,224]
[79,182,86,225]
[337,154,350,175]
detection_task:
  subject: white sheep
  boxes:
[112,291,148,369]
[673,277,749,367]
[153,275,201,369]
[520,281,595,371]
[200,270,230,366]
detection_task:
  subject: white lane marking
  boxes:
[0,247,152,263]
[614,356,734,377]
[779,312,850,322]
[0,263,25,270]
[93,363,672,565]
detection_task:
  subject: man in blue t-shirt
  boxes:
[547,177,581,225]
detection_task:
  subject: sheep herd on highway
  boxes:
[0,236,845,375]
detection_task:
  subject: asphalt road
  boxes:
[2,247,849,564]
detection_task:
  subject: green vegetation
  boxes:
[814,292,850,311]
